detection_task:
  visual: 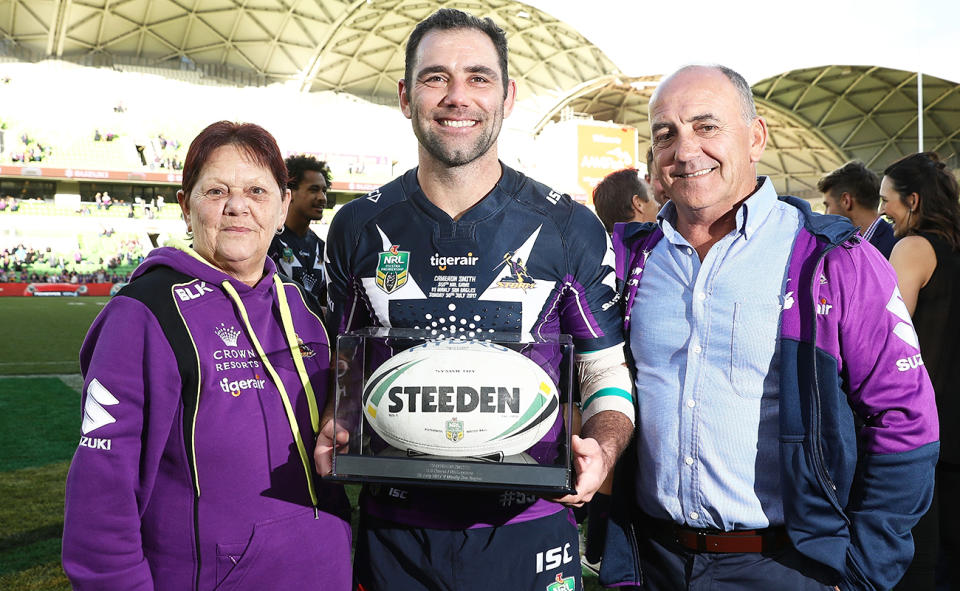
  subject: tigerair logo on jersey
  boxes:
[494,250,536,290]
[431,252,478,271]
[816,297,833,315]
[886,287,924,372]
[79,378,118,451]
[220,374,267,397]
[377,245,410,294]
[175,281,213,301]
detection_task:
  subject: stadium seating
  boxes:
[0,58,412,183]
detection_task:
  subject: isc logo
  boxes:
[535,543,573,573]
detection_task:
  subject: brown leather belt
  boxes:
[649,519,789,554]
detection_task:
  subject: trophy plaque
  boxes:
[328,327,574,494]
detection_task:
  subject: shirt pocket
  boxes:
[729,301,782,399]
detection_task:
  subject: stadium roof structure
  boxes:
[4,2,959,199]
[537,65,960,199]
[0,0,618,103]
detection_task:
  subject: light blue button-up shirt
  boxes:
[630,177,802,530]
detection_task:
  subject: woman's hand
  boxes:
[314,418,350,476]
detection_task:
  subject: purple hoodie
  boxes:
[62,246,351,591]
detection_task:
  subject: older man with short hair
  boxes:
[600,65,939,591]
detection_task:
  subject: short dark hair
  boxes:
[817,161,881,210]
[285,155,332,191]
[181,121,287,196]
[592,168,648,233]
[884,152,960,249]
[405,8,509,98]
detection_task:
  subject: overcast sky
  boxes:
[526,0,960,84]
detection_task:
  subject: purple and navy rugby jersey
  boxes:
[325,164,624,529]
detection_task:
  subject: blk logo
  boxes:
[176,281,213,301]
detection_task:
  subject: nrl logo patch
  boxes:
[445,418,464,443]
[546,574,575,591]
[377,245,410,294]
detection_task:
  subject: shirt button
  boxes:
[684,456,694,466]
[686,247,693,255]
[689,511,699,520]
[692,344,702,354]
[686,399,696,408]
[697,292,706,301]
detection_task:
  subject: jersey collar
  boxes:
[401,162,518,226]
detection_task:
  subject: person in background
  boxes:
[315,8,635,591]
[881,151,960,591]
[601,64,938,591]
[584,165,657,569]
[268,155,331,306]
[645,146,669,208]
[593,167,659,233]
[62,121,351,590]
[818,160,897,258]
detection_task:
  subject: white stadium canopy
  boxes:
[2,0,958,198]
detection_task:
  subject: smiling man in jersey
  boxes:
[313,8,635,591]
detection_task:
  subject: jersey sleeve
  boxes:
[62,297,182,591]
[559,204,624,352]
[324,203,371,337]
[560,205,633,422]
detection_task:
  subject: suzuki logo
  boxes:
[886,287,919,349]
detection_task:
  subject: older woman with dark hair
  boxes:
[62,121,352,590]
[881,151,960,591]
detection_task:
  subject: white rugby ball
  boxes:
[362,341,559,458]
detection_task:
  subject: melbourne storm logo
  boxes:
[377,245,410,294]
[494,251,535,290]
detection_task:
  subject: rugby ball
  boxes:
[362,341,559,458]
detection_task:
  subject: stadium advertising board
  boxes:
[576,123,638,204]
[0,164,183,184]
[0,283,114,296]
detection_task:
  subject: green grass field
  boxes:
[0,298,108,376]
[0,296,604,590]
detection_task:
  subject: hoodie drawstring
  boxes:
[221,278,320,508]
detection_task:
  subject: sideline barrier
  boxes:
[0,283,115,296]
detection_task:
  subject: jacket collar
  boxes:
[615,178,857,251]
[778,195,857,246]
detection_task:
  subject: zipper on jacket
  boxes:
[806,228,858,517]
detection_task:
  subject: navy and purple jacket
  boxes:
[600,195,939,591]
[62,246,351,591]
